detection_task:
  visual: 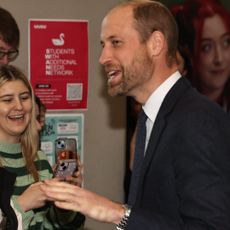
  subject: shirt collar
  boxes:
[143,71,181,124]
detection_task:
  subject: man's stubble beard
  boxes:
[108,50,153,98]
[121,55,153,97]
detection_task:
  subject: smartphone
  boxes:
[54,159,77,179]
[54,138,78,178]
[55,138,77,161]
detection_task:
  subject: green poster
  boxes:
[40,113,84,166]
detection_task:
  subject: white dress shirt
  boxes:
[142,71,181,153]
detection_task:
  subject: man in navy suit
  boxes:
[42,1,230,229]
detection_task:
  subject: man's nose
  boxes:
[99,46,112,66]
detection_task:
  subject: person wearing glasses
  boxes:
[0,7,19,66]
[0,8,85,229]
[0,7,21,229]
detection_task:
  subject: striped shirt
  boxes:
[0,142,84,229]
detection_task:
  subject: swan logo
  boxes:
[52,33,65,46]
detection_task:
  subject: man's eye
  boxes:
[2,98,12,102]
[112,40,121,46]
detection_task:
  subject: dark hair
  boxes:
[35,95,46,113]
[131,1,178,66]
[0,7,20,49]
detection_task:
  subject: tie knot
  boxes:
[139,109,147,124]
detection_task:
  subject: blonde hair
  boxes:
[0,65,39,181]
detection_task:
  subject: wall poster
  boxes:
[29,19,88,110]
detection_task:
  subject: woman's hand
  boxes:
[17,181,47,212]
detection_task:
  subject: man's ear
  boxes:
[147,31,165,56]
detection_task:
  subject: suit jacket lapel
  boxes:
[136,77,192,203]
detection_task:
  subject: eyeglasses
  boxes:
[0,49,19,62]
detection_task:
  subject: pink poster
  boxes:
[29,19,88,110]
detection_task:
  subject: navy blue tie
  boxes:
[128,109,147,205]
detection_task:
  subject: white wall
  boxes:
[0,1,126,229]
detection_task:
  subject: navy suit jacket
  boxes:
[127,77,230,230]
